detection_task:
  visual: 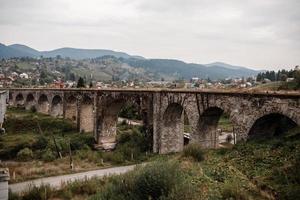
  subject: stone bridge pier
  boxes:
[8,89,300,154]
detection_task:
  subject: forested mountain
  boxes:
[0,43,261,80]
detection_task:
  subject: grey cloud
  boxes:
[0,0,299,69]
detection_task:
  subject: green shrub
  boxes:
[162,182,199,200]
[22,184,53,200]
[41,148,56,162]
[68,177,101,195]
[70,134,94,150]
[221,180,248,200]
[8,189,21,200]
[182,143,205,162]
[90,161,185,200]
[30,106,37,113]
[32,135,48,150]
[17,147,33,161]
[103,152,125,164]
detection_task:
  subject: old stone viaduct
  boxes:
[7,88,300,154]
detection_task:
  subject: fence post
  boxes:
[0,168,10,200]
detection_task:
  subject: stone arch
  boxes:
[25,93,35,110]
[160,103,185,153]
[15,93,24,106]
[98,99,128,150]
[65,95,77,122]
[50,95,63,117]
[37,94,49,114]
[194,107,224,148]
[248,113,298,139]
[80,95,94,133]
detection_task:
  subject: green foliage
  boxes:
[17,147,33,161]
[182,143,205,162]
[70,134,94,150]
[32,136,48,150]
[225,135,300,199]
[30,106,37,113]
[90,161,194,200]
[119,104,141,120]
[221,180,248,200]
[0,108,93,161]
[8,189,21,200]
[3,109,76,134]
[22,184,53,200]
[41,148,56,162]
[132,161,183,200]
[111,126,151,163]
[77,77,85,88]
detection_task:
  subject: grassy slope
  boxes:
[11,133,300,200]
[0,108,152,183]
[5,108,300,199]
[252,81,299,91]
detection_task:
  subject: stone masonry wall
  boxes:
[8,89,300,154]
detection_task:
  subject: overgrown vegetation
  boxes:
[4,108,300,199]
[0,107,153,183]
[182,143,205,162]
[10,131,300,199]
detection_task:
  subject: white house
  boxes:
[19,73,29,79]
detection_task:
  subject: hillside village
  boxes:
[0,56,299,91]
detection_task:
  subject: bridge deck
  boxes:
[6,88,300,98]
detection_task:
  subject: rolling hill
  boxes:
[0,43,261,79]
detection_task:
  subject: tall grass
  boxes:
[182,143,205,162]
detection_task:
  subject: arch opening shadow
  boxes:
[25,93,35,110]
[51,95,63,117]
[98,99,143,150]
[15,93,24,106]
[9,93,13,105]
[196,107,227,148]
[38,94,49,114]
[248,113,298,139]
[98,99,126,150]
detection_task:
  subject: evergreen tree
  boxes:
[256,73,262,82]
[77,77,85,88]
[70,73,76,81]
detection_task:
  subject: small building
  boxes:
[19,73,29,79]
[191,77,199,82]
[11,72,18,79]
[0,77,13,87]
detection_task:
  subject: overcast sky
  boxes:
[0,0,299,70]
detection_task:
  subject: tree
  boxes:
[77,77,85,88]
[69,73,76,81]
[270,71,276,81]
[40,70,47,79]
[256,73,262,82]
[279,74,288,81]
[294,69,300,88]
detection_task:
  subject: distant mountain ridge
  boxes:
[0,43,261,79]
[5,44,143,60]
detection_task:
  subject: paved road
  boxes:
[118,117,142,126]
[9,164,136,193]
